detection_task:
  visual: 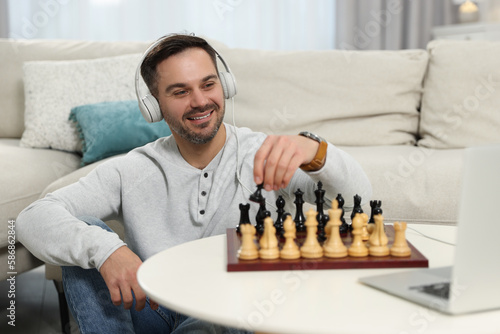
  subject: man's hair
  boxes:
[140,34,218,98]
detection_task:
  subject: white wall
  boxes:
[6,0,336,50]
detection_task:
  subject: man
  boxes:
[17,34,372,333]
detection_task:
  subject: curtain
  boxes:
[0,0,8,38]
[335,0,459,50]
[6,0,335,50]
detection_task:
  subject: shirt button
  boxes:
[200,210,205,215]
[201,191,207,196]
[204,172,208,178]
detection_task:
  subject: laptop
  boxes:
[359,144,500,315]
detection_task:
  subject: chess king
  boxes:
[16,33,372,333]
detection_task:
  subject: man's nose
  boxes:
[190,88,209,108]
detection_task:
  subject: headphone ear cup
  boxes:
[219,71,237,99]
[139,94,163,123]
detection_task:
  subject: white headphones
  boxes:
[135,35,237,123]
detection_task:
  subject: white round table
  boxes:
[137,224,500,334]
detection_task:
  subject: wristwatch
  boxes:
[298,131,328,171]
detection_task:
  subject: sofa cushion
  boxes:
[419,40,500,148]
[0,39,152,139]
[69,101,171,166]
[341,145,464,225]
[0,139,80,246]
[20,54,142,152]
[223,48,429,146]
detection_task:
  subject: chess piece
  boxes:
[350,194,363,220]
[238,223,259,260]
[259,217,280,259]
[250,183,268,235]
[293,189,306,232]
[369,200,382,224]
[255,201,270,235]
[280,215,300,259]
[323,199,348,258]
[350,194,363,232]
[274,196,286,235]
[361,212,370,241]
[391,222,411,257]
[315,181,328,242]
[368,213,389,257]
[348,212,369,257]
[249,183,265,203]
[236,203,251,233]
[300,208,323,258]
[336,194,348,234]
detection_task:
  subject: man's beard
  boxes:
[164,102,225,145]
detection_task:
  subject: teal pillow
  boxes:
[69,101,171,166]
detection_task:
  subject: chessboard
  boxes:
[226,226,428,272]
[227,181,428,272]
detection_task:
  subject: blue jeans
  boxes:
[62,216,252,334]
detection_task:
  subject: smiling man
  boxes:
[17,34,372,333]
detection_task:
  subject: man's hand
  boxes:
[99,246,158,311]
[254,135,319,191]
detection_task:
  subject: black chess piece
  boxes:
[236,203,251,233]
[275,196,286,236]
[350,194,363,232]
[249,183,265,204]
[293,188,306,232]
[336,194,348,234]
[255,201,269,235]
[369,200,382,224]
[351,194,363,220]
[315,181,327,241]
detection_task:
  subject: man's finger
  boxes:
[254,136,275,184]
[133,284,147,311]
[108,286,123,306]
[150,299,159,310]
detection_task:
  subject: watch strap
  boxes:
[300,140,328,171]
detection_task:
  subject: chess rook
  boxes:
[390,222,411,257]
[238,223,259,260]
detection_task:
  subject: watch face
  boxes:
[299,131,321,143]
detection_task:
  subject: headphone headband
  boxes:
[135,34,237,123]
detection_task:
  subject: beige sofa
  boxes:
[2,37,500,331]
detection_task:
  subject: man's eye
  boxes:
[174,90,188,96]
[203,82,215,89]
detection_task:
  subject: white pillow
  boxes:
[419,40,500,149]
[20,54,142,152]
[223,48,429,146]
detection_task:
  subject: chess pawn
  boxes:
[391,222,411,257]
[361,212,370,241]
[238,223,259,260]
[323,200,347,258]
[280,215,301,260]
[300,208,324,259]
[368,213,389,257]
[348,213,369,257]
[259,217,280,259]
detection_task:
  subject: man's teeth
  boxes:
[190,111,212,120]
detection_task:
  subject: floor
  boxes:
[0,265,78,334]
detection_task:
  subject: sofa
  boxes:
[1,37,500,331]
